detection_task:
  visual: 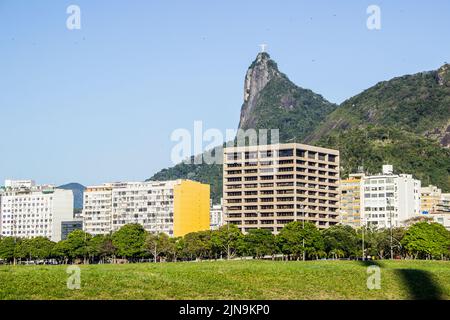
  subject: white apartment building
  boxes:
[210,202,224,230]
[0,180,73,242]
[111,181,177,235]
[361,165,421,228]
[83,181,176,236]
[82,180,210,237]
[82,184,114,235]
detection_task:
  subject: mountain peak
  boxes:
[237,52,337,143]
[239,52,284,129]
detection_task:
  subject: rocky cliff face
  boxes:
[148,55,450,202]
[237,52,337,142]
[239,52,282,130]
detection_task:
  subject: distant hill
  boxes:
[307,64,450,147]
[58,183,85,210]
[148,54,450,202]
[307,64,450,191]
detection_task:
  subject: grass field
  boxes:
[0,260,449,300]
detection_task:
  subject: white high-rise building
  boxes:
[82,184,115,235]
[361,165,421,228]
[82,180,210,237]
[0,180,73,242]
[210,201,224,230]
[111,181,177,235]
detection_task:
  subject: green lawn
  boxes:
[0,260,449,300]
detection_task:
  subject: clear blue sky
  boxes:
[1,0,449,186]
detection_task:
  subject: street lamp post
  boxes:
[387,198,394,260]
[302,217,305,262]
[390,210,394,260]
[300,205,305,262]
[361,217,365,261]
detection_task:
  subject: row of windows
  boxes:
[364,206,396,211]
[364,193,395,198]
[0,197,53,202]
[226,149,337,162]
[227,175,339,183]
[227,205,338,212]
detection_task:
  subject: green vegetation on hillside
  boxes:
[148,58,450,201]
[318,126,450,191]
[309,66,450,142]
[243,75,337,143]
[148,156,223,204]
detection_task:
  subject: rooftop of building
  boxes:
[223,142,339,155]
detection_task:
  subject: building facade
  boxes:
[83,184,114,235]
[361,165,421,228]
[223,143,340,234]
[339,174,363,228]
[61,219,83,240]
[429,193,450,230]
[82,180,210,237]
[0,180,73,242]
[420,185,442,214]
[436,193,450,214]
[210,202,224,230]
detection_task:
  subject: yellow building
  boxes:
[420,185,442,214]
[83,179,210,237]
[173,180,211,237]
[339,174,364,228]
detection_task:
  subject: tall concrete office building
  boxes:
[223,143,340,234]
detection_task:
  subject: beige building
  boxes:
[431,193,450,230]
[420,185,442,214]
[223,143,340,234]
[339,174,364,228]
[436,193,450,214]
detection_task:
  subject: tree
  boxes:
[276,221,324,260]
[401,222,450,259]
[87,234,107,263]
[15,238,33,262]
[328,249,345,259]
[183,231,212,260]
[0,237,18,264]
[30,237,55,260]
[52,240,71,264]
[66,230,92,263]
[98,234,116,263]
[210,225,243,259]
[242,229,277,259]
[15,237,54,262]
[145,233,172,262]
[166,237,183,262]
[322,225,359,258]
[112,224,146,261]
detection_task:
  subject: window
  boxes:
[279,149,293,157]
